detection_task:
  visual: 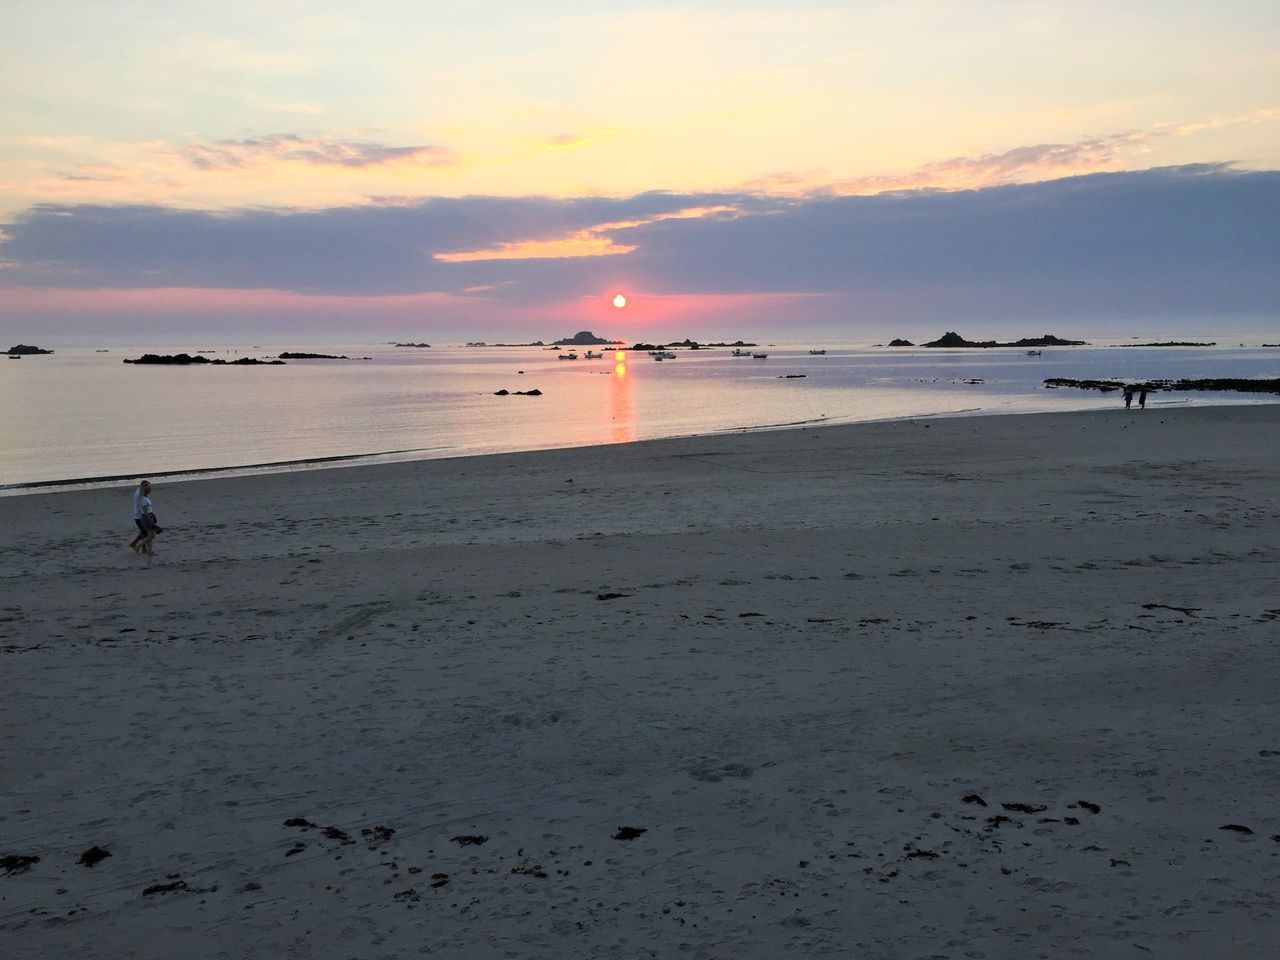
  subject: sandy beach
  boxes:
[3,404,1279,959]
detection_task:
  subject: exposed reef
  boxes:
[924,332,1088,348]
[6,344,53,355]
[554,331,622,346]
[1045,377,1280,395]
[123,354,285,365]
[1117,341,1216,347]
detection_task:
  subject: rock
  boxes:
[277,352,350,360]
[6,344,53,355]
[393,342,432,347]
[613,826,647,840]
[1,853,40,874]
[78,846,112,867]
[123,353,285,365]
[554,331,617,345]
[925,331,1087,348]
[450,835,489,846]
[887,339,914,347]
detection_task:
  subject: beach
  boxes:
[3,404,1279,958]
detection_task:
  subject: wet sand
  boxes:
[3,405,1279,958]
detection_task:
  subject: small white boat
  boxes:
[584,350,603,359]
[1025,349,1042,357]
[558,352,579,360]
[809,349,827,355]
[731,348,751,357]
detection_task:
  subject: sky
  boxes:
[1,0,1277,344]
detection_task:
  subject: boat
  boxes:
[731,348,751,357]
[1025,349,1042,357]
[651,350,676,360]
[809,349,827,355]
[584,350,603,359]
[752,353,768,359]
[558,352,579,360]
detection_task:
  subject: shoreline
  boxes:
[4,404,1280,957]
[6,393,1275,497]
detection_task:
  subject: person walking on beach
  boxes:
[129,480,159,554]
[1123,386,1134,409]
[1138,388,1148,410]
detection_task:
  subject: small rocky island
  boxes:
[6,344,53,355]
[393,342,431,348]
[887,339,915,347]
[124,353,285,365]
[278,352,350,359]
[554,331,623,346]
[924,332,1087,348]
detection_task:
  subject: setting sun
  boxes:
[612,293,627,309]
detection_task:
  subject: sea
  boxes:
[3,338,1277,494]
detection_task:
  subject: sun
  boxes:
[612,293,627,309]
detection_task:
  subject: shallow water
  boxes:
[2,340,1276,492]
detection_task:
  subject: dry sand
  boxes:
[3,405,1279,958]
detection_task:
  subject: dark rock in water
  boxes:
[555,330,618,345]
[1046,377,1280,395]
[962,793,988,807]
[1118,341,1216,347]
[284,817,318,829]
[1220,824,1254,834]
[925,331,1087,348]
[1075,800,1101,814]
[321,826,354,843]
[887,338,914,347]
[518,389,541,396]
[1,853,40,874]
[124,353,285,365]
[6,344,53,355]
[613,826,647,841]
[78,846,112,867]
[778,374,807,378]
[393,342,432,347]
[451,835,489,846]
[494,389,510,395]
[1044,377,1126,392]
[277,352,349,360]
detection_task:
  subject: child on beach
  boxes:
[129,480,160,554]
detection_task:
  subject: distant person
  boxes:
[1123,386,1133,409]
[1138,388,1148,410]
[129,480,159,554]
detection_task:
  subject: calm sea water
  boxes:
[2,340,1277,492]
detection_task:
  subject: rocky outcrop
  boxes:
[393,342,432,347]
[1116,341,1216,347]
[887,338,914,347]
[1045,377,1280,395]
[6,344,53,354]
[925,332,1087,348]
[278,352,349,359]
[124,354,285,365]
[554,331,618,345]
